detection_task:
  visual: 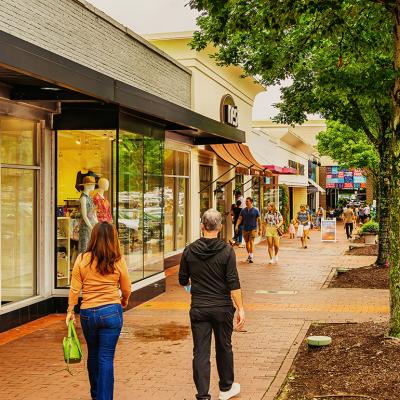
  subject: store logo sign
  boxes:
[220,94,239,127]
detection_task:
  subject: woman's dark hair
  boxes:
[85,222,122,275]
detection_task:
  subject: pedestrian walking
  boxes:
[264,202,283,264]
[364,204,371,222]
[66,222,131,400]
[235,197,261,263]
[289,219,296,239]
[358,204,366,224]
[343,205,355,239]
[296,204,311,248]
[316,206,324,229]
[234,190,245,208]
[230,200,243,246]
[179,209,245,400]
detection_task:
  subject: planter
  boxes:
[363,233,377,245]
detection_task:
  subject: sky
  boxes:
[88,0,289,120]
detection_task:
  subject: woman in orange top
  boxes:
[66,222,131,400]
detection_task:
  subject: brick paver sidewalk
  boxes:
[0,224,388,400]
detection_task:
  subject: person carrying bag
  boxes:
[63,320,83,374]
[66,222,131,400]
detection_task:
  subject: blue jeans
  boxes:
[80,304,123,400]
[233,225,243,243]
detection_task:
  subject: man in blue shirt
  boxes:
[235,197,261,263]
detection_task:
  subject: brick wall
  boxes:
[319,166,327,209]
[0,0,191,108]
[366,174,374,204]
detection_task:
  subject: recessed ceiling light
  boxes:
[41,87,61,91]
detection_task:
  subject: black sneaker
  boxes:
[249,259,254,263]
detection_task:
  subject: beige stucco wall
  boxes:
[148,36,264,133]
[293,187,308,216]
[0,0,191,108]
[149,34,264,243]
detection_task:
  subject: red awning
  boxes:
[211,144,272,176]
[263,165,297,175]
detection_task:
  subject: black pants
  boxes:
[190,306,235,400]
[345,222,354,238]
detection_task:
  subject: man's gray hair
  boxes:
[201,208,222,232]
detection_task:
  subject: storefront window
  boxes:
[200,165,212,217]
[0,116,38,305]
[252,176,261,209]
[56,130,116,288]
[56,119,165,286]
[143,137,164,277]
[118,130,144,282]
[164,150,189,254]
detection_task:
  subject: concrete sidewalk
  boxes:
[0,225,388,400]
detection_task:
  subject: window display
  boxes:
[0,116,38,305]
[56,124,165,288]
[56,130,116,288]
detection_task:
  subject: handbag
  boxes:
[277,226,284,236]
[296,224,304,238]
[63,320,83,373]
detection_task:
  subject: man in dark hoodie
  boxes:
[179,208,245,400]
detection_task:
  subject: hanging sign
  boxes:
[321,219,337,242]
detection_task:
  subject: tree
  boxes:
[317,121,379,174]
[317,121,387,264]
[189,0,400,336]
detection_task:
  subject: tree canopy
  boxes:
[317,121,380,174]
[189,0,395,143]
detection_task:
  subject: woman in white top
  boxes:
[264,202,283,264]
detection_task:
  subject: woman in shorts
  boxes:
[264,202,283,264]
[296,204,311,249]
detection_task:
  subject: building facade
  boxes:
[146,32,270,249]
[251,121,325,218]
[0,0,245,331]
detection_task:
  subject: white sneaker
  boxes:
[219,382,240,400]
[275,255,279,263]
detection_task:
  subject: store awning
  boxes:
[263,165,297,175]
[0,30,245,145]
[210,143,272,176]
[308,178,326,194]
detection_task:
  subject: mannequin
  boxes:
[75,159,99,191]
[78,176,98,253]
[93,177,113,223]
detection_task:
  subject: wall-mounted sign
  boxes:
[288,160,305,175]
[220,94,239,128]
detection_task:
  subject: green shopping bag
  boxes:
[63,320,83,373]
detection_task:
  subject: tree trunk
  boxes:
[388,132,400,337]
[388,3,400,337]
[376,161,390,267]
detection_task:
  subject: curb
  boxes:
[261,320,311,400]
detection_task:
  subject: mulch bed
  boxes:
[278,322,400,400]
[329,264,389,289]
[346,244,378,256]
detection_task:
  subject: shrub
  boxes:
[360,221,379,235]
